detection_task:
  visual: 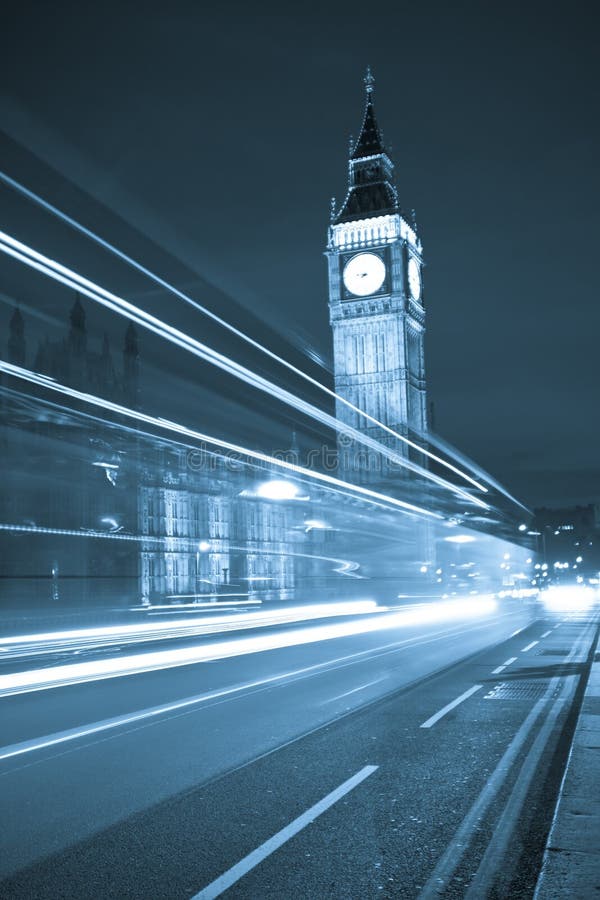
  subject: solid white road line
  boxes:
[0,679,289,763]
[322,676,387,704]
[190,765,378,899]
[491,657,517,675]
[420,685,482,729]
[418,679,562,899]
[522,641,539,652]
[541,630,552,638]
[419,619,597,900]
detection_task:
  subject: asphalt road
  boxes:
[1,600,597,899]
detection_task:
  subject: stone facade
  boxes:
[1,297,311,606]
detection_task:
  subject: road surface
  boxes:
[0,599,597,898]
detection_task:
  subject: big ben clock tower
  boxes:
[328,69,427,484]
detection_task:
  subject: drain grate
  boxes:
[536,648,570,656]
[484,680,558,701]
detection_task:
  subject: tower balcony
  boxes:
[329,214,421,252]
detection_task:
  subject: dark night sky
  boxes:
[1,0,599,509]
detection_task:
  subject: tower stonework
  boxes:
[328,70,427,484]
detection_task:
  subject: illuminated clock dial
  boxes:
[408,257,422,301]
[343,253,386,297]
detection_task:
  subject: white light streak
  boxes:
[0,596,498,697]
[0,171,499,500]
[0,360,443,521]
[0,229,489,510]
[151,599,261,609]
[0,517,372,582]
[0,601,380,652]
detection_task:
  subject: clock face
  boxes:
[408,257,422,301]
[343,253,386,297]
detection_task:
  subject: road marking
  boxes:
[190,765,378,899]
[491,657,517,675]
[541,630,552,638]
[419,680,561,899]
[322,676,387,704]
[465,680,574,898]
[521,640,538,652]
[418,619,596,900]
[420,684,482,729]
[509,626,526,638]
[554,623,561,628]
[0,621,491,764]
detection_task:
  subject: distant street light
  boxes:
[304,519,329,532]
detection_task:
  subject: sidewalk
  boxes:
[534,629,600,898]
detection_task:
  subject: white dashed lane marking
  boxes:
[190,765,379,899]
[492,657,518,675]
[420,685,482,729]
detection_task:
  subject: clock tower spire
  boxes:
[328,69,427,484]
[335,68,399,224]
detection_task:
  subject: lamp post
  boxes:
[51,561,59,602]
[196,540,210,601]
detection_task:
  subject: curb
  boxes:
[534,627,600,898]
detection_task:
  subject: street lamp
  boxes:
[254,480,307,501]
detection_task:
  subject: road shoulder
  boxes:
[534,631,600,898]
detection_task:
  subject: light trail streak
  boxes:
[0,601,380,659]
[0,512,381,583]
[0,596,498,697]
[162,594,256,602]
[0,229,489,510]
[0,519,371,580]
[1,378,438,528]
[0,170,496,498]
[426,432,531,514]
[0,360,444,520]
[0,617,504,764]
[153,600,261,610]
